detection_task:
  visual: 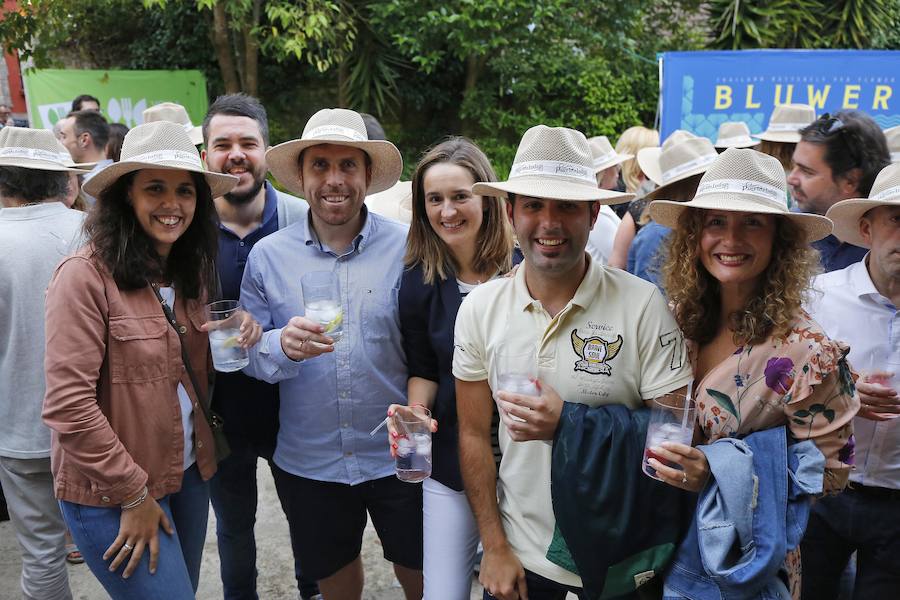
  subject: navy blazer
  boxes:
[399,253,521,491]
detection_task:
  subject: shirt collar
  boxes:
[303,204,372,255]
[851,254,891,303]
[0,201,69,220]
[260,182,278,227]
[513,252,598,312]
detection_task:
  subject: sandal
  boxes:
[65,544,84,565]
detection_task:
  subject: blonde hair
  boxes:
[758,140,796,172]
[405,137,514,285]
[615,126,659,193]
[662,209,820,345]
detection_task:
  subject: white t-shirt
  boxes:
[453,257,692,586]
[158,287,197,471]
[585,205,621,266]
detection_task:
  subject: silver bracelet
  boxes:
[121,486,149,511]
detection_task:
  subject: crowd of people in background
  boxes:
[0,90,899,600]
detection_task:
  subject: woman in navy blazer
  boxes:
[392,137,517,598]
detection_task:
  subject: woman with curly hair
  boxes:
[645,148,859,600]
[42,121,260,598]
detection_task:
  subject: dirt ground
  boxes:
[0,464,484,600]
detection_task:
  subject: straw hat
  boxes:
[884,126,900,164]
[714,121,760,149]
[649,147,832,242]
[826,162,900,248]
[638,134,718,199]
[471,125,633,203]
[0,126,92,172]
[82,121,238,199]
[754,104,816,143]
[588,136,633,172]
[266,108,402,197]
[143,102,203,146]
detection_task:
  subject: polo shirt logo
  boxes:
[571,329,623,376]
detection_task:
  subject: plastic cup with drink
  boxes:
[205,300,250,372]
[493,344,540,423]
[301,271,343,343]
[859,348,900,421]
[642,391,696,480]
[392,405,433,483]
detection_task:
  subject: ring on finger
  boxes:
[681,473,688,485]
[122,543,133,552]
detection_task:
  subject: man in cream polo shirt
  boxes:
[454,125,692,600]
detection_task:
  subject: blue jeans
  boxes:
[210,443,319,600]
[60,464,209,599]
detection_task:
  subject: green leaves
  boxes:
[707,388,740,423]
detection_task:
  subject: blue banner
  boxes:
[659,50,900,142]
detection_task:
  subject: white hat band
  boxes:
[871,185,900,202]
[509,160,596,185]
[891,152,900,162]
[661,153,717,184]
[592,150,618,167]
[716,135,753,145]
[181,121,196,133]
[694,178,787,210]
[127,149,203,169]
[0,146,71,164]
[765,122,809,132]
[305,125,367,142]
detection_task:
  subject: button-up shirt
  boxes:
[806,258,900,489]
[240,208,408,484]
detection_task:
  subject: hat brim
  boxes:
[0,157,92,173]
[593,153,633,173]
[472,176,633,205]
[825,198,889,248]
[189,126,203,147]
[266,138,402,197]
[644,172,704,201]
[636,147,663,185]
[714,139,761,149]
[649,194,832,242]
[82,159,238,199]
[752,132,801,143]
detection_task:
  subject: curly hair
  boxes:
[662,209,820,345]
[84,170,219,300]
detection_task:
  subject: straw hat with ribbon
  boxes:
[471,125,633,203]
[649,147,832,242]
[714,121,761,149]
[0,126,93,172]
[143,102,204,146]
[884,125,900,164]
[588,135,633,173]
[753,104,816,143]
[266,108,402,197]
[82,121,238,199]
[826,162,900,247]
[638,133,718,199]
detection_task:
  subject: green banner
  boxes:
[23,69,208,130]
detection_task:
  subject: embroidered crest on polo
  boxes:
[570,329,623,376]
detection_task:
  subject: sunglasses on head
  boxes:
[817,113,845,135]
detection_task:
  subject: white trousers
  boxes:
[423,477,481,600]
[0,456,73,600]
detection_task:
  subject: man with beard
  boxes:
[201,94,320,600]
[788,110,890,272]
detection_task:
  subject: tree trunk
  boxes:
[211,2,241,93]
[460,53,486,137]
[337,60,349,108]
[241,0,262,97]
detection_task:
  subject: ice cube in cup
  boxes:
[642,392,695,481]
[392,405,432,483]
[206,300,250,373]
[304,299,343,342]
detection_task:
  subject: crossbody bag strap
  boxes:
[150,284,218,428]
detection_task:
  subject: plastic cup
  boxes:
[642,392,696,480]
[301,271,343,343]
[858,349,900,420]
[392,405,432,483]
[206,300,250,373]
[493,344,539,423]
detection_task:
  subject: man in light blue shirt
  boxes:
[240,108,422,599]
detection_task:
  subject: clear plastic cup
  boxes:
[301,271,343,342]
[206,300,250,373]
[392,405,432,483]
[642,392,696,480]
[858,349,900,420]
[493,344,539,422]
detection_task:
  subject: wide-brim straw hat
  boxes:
[143,102,203,146]
[649,147,832,242]
[884,126,900,164]
[715,121,760,149]
[0,126,93,172]
[266,108,402,196]
[636,129,697,185]
[472,125,632,204]
[82,121,238,199]
[640,136,718,199]
[826,162,900,248]
[588,135,632,172]
[753,104,816,143]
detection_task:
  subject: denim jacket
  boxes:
[664,427,824,600]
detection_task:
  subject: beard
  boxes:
[222,168,266,206]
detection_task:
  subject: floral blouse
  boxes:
[690,310,859,600]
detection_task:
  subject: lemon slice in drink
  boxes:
[222,335,241,349]
[324,311,343,333]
